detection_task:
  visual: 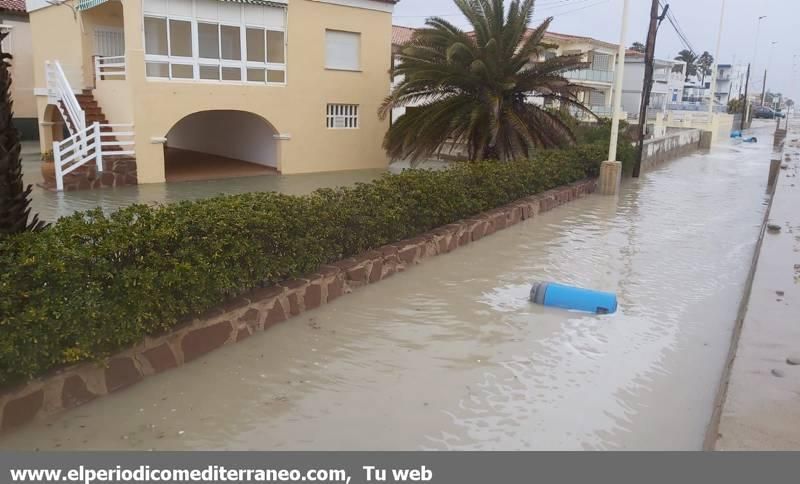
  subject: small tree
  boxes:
[696,51,714,85]
[0,31,46,236]
[630,42,646,53]
[674,49,697,81]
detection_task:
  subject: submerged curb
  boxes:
[0,179,597,434]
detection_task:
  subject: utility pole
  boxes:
[740,63,751,131]
[707,0,726,114]
[632,0,669,178]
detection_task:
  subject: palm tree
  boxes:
[696,51,714,85]
[674,49,697,81]
[0,31,46,236]
[379,0,592,162]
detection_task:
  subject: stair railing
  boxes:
[53,122,135,191]
[45,60,86,136]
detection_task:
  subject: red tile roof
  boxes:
[0,0,26,13]
[392,25,415,46]
[540,30,618,50]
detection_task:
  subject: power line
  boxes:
[659,0,697,56]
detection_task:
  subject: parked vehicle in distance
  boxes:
[774,109,786,118]
[753,106,776,119]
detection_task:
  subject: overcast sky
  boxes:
[393,0,799,100]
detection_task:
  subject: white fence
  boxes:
[53,123,135,191]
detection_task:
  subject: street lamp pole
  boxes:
[707,0,726,114]
[607,0,629,164]
[741,15,766,129]
[599,0,629,196]
[761,41,777,105]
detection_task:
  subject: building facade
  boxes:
[27,0,395,189]
[538,31,619,119]
[621,52,685,116]
[1,0,37,140]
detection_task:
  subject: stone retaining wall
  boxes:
[641,129,705,172]
[0,179,597,433]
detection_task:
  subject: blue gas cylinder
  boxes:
[530,281,617,314]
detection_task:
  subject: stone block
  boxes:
[1,390,44,431]
[142,344,178,374]
[61,375,98,409]
[181,321,233,363]
[104,357,142,393]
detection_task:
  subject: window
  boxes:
[198,22,220,59]
[266,30,284,63]
[326,104,359,129]
[169,19,192,57]
[144,17,168,55]
[246,28,265,62]
[591,53,610,71]
[325,30,360,71]
[589,90,606,106]
[143,0,286,84]
[220,25,241,60]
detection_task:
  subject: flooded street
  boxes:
[2,124,774,450]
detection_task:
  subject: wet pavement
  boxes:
[2,123,775,450]
[715,121,800,450]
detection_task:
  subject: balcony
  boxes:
[563,69,614,83]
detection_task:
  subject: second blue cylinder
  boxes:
[530,281,617,315]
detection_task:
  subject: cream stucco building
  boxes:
[2,0,38,140]
[27,0,395,189]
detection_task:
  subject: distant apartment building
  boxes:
[621,51,685,116]
[391,26,621,122]
[536,31,619,119]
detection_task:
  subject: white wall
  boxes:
[166,110,278,167]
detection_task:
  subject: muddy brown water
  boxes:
[3,125,774,450]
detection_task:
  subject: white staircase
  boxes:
[45,60,135,191]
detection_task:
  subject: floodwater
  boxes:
[2,123,774,450]
[21,153,384,222]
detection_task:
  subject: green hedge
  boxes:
[0,140,623,386]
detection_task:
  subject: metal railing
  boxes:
[53,123,135,191]
[45,60,85,136]
[94,55,126,80]
[563,69,614,83]
[667,103,726,113]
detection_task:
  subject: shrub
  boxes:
[0,141,613,386]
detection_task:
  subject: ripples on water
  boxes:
[2,129,772,451]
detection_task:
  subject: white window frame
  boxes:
[326,104,359,129]
[142,0,287,85]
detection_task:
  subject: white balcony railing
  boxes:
[94,55,126,80]
[563,69,614,83]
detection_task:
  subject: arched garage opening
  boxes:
[164,110,279,182]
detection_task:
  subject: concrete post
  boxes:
[599,161,623,196]
[767,157,781,192]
